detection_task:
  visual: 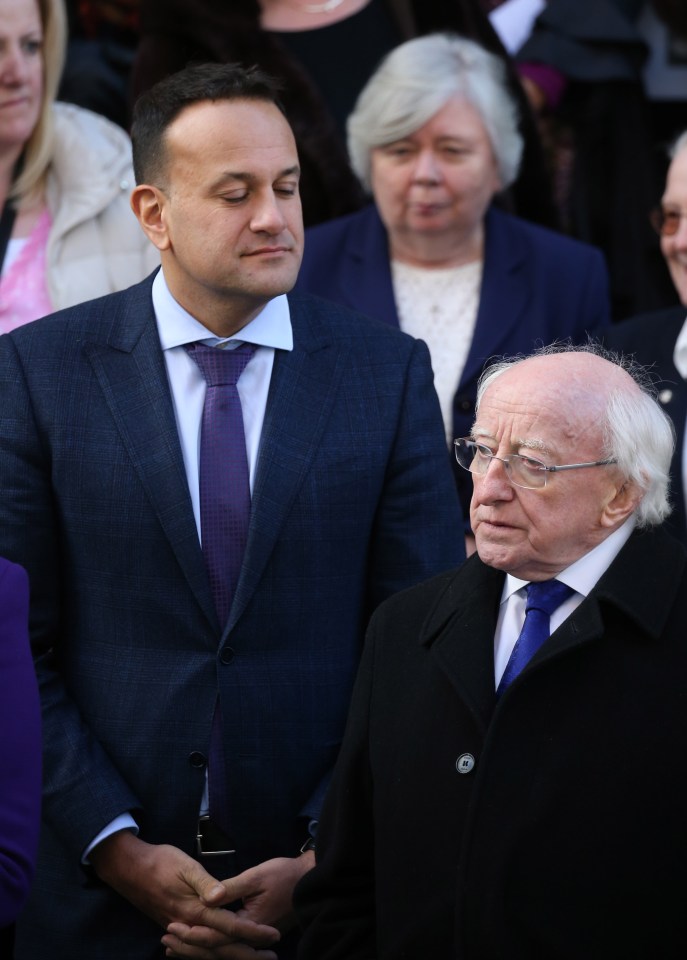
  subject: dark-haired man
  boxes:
[1,63,463,959]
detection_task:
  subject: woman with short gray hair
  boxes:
[297,32,611,527]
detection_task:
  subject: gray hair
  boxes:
[475,343,674,529]
[346,32,523,192]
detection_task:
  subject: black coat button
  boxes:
[220,646,235,664]
[189,751,207,769]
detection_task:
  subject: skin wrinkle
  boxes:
[469,352,642,581]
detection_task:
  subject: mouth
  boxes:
[244,245,291,257]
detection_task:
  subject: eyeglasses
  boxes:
[650,206,687,237]
[453,438,618,491]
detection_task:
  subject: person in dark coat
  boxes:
[295,344,687,960]
[605,129,687,549]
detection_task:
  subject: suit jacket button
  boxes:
[456,753,476,774]
[189,751,207,769]
[220,646,235,664]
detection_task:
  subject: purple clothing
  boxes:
[0,558,41,927]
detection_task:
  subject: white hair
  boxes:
[475,343,674,529]
[346,32,523,192]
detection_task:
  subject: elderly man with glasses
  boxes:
[295,343,687,960]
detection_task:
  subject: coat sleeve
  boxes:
[295,612,378,960]
[0,560,42,926]
[0,335,141,862]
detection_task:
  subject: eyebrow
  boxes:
[210,166,300,189]
[472,428,552,455]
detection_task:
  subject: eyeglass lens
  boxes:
[651,208,686,237]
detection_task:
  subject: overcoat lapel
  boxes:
[227,298,346,632]
[81,279,217,634]
[420,556,504,732]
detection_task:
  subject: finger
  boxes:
[167,918,280,949]
[197,909,280,945]
[162,931,279,959]
[177,860,229,907]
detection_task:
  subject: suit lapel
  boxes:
[338,207,399,326]
[460,208,530,390]
[82,278,216,631]
[227,297,346,631]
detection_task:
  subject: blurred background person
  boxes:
[295,33,609,527]
[58,1,141,130]
[0,558,40,957]
[512,0,687,319]
[131,0,557,228]
[0,0,157,334]
[605,130,687,549]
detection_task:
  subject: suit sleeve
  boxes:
[300,334,464,823]
[0,335,140,862]
[365,336,465,614]
[295,613,378,960]
[0,561,42,926]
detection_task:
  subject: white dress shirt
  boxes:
[493,518,636,687]
[83,271,293,861]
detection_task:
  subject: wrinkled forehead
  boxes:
[475,360,607,457]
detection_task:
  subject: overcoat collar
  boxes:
[419,526,686,723]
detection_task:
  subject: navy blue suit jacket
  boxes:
[0,275,463,958]
[297,205,609,512]
[604,306,687,548]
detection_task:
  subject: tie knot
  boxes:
[525,579,574,616]
[186,342,256,387]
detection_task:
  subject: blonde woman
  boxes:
[0,0,157,332]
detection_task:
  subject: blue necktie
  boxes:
[186,341,256,837]
[497,579,574,696]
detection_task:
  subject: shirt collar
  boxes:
[152,269,293,352]
[673,312,687,379]
[502,516,637,602]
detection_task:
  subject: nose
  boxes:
[411,149,441,184]
[0,43,30,84]
[473,455,514,504]
[250,190,287,235]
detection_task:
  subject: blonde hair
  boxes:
[11,0,67,206]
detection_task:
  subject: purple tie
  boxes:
[187,341,256,627]
[497,579,574,696]
[186,340,256,837]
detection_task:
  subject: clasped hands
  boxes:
[91,831,316,959]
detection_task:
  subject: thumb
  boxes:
[179,859,228,906]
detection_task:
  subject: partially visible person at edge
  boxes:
[0,558,41,945]
[0,0,157,333]
[1,61,463,960]
[605,128,687,549]
[295,343,687,960]
[131,0,558,229]
[296,32,609,543]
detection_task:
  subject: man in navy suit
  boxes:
[0,63,463,959]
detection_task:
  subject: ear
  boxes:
[600,479,643,530]
[130,184,171,251]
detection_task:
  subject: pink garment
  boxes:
[0,208,53,332]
